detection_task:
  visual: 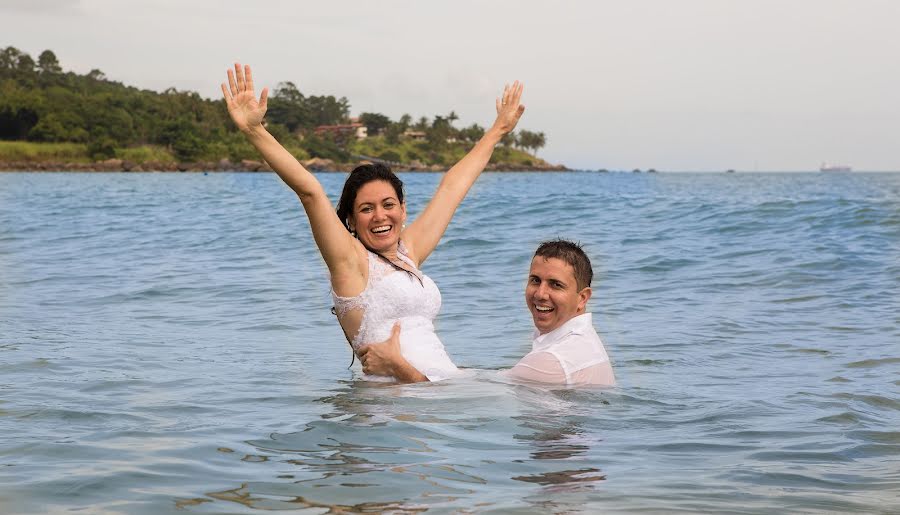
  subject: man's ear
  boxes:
[577,287,592,313]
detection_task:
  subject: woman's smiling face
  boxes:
[349,180,406,254]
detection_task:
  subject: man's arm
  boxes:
[506,351,616,386]
[505,351,568,384]
[357,323,429,383]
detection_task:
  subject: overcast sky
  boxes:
[4,0,899,170]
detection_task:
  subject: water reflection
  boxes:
[181,378,611,512]
[191,380,485,511]
[511,386,609,495]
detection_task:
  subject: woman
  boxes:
[221,63,524,381]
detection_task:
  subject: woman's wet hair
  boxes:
[336,163,405,233]
[534,239,593,290]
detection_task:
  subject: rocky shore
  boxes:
[0,157,569,173]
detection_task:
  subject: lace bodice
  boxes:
[332,242,456,381]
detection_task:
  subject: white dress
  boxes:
[332,242,459,381]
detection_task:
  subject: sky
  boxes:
[4,0,899,171]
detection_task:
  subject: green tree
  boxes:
[359,112,391,135]
[306,95,350,126]
[16,54,35,74]
[267,81,309,131]
[171,131,207,161]
[426,115,452,149]
[37,50,62,75]
[378,150,401,163]
[301,133,350,162]
[517,129,546,155]
[28,113,69,141]
[87,69,106,81]
[0,47,23,70]
[459,123,484,144]
[384,123,403,144]
[87,129,117,160]
[0,81,40,140]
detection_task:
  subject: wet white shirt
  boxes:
[506,313,615,386]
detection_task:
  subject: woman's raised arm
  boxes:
[402,81,525,265]
[222,63,358,278]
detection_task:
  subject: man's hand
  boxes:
[357,322,429,383]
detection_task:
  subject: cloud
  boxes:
[0,0,83,14]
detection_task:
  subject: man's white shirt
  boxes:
[506,313,615,386]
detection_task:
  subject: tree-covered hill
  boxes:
[0,46,555,170]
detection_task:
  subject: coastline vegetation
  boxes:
[0,46,555,171]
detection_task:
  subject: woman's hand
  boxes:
[221,63,268,134]
[491,80,525,135]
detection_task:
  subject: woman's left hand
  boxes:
[491,80,525,135]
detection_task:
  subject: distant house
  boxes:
[315,119,367,140]
[403,130,426,141]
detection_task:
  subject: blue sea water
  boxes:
[0,170,898,513]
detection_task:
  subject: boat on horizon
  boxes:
[820,163,852,172]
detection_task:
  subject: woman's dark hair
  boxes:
[336,163,404,233]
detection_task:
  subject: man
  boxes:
[358,239,615,386]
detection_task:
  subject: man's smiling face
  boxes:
[525,256,591,334]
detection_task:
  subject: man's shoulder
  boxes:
[552,329,602,350]
[557,314,602,342]
[550,317,608,358]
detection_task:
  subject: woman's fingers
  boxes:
[226,68,238,97]
[233,62,245,91]
[220,82,232,104]
[497,81,524,112]
[245,64,254,93]
[505,81,522,107]
[259,87,269,111]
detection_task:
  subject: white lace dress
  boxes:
[332,242,459,382]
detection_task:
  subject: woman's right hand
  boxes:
[490,80,525,135]
[221,63,268,134]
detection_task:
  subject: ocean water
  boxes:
[1,170,898,514]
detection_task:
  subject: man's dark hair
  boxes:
[533,239,593,290]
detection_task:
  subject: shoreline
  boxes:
[0,158,570,173]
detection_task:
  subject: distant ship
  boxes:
[820,163,852,172]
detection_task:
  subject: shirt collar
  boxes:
[532,313,593,351]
